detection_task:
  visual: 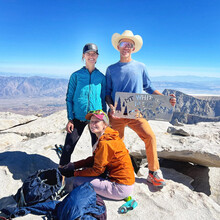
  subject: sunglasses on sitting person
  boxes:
[88,109,105,115]
[88,109,109,118]
[118,41,134,49]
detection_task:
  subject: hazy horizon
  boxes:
[1,71,220,81]
[1,73,220,97]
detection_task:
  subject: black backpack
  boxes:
[14,168,63,207]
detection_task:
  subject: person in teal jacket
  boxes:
[59,43,106,166]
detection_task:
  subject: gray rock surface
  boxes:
[163,89,220,124]
[0,112,38,131]
[2,110,67,138]
[125,121,220,167]
[0,111,220,219]
[167,126,190,136]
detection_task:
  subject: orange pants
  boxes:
[109,115,160,171]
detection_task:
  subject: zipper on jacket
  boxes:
[86,68,97,113]
[87,71,92,113]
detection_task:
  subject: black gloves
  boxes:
[59,162,75,177]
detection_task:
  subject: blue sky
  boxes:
[0,0,219,78]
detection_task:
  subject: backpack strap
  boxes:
[17,187,27,207]
[51,181,66,200]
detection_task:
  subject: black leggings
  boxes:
[59,119,97,166]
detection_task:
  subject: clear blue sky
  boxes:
[0,0,219,78]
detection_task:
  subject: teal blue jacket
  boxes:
[66,67,106,121]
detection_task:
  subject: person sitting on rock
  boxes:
[59,110,135,200]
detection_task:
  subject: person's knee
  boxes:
[142,132,156,144]
[63,144,73,153]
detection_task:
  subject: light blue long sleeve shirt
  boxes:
[66,67,106,121]
[106,60,156,102]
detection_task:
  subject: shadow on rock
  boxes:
[0,151,58,210]
[0,151,58,181]
[160,158,211,196]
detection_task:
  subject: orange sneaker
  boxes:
[147,172,166,188]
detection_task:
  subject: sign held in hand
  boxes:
[114,92,174,122]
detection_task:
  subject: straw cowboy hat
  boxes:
[111,30,143,53]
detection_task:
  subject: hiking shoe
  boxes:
[147,172,166,188]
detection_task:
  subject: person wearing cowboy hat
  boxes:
[105,30,176,188]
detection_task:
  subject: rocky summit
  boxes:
[0,110,220,219]
[163,89,220,124]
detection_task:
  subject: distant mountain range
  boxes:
[163,89,220,124]
[0,74,219,124]
[0,76,68,98]
[0,74,220,98]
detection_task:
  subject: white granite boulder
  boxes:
[0,111,220,219]
[2,110,67,138]
[0,112,38,131]
[125,121,220,167]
